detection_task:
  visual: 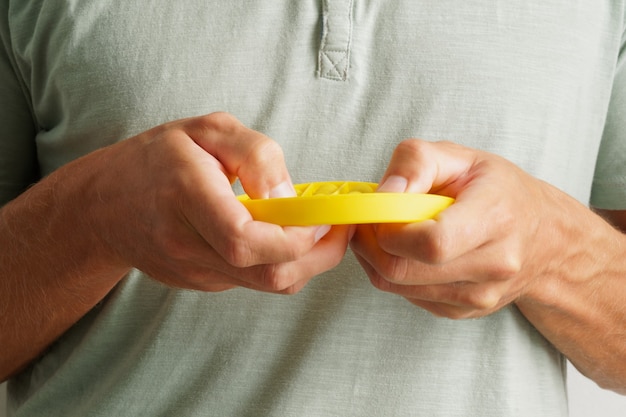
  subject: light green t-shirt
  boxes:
[2,1,625,416]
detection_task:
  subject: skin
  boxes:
[350,139,626,394]
[0,113,350,381]
[1,113,625,396]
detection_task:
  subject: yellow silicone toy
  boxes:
[237,181,454,226]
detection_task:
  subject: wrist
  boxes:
[20,144,134,281]
[515,208,626,392]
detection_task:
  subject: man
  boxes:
[1,1,625,416]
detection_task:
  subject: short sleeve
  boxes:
[591,16,626,209]
[0,3,39,206]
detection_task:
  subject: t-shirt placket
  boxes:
[318,0,354,81]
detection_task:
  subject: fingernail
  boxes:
[377,175,408,193]
[314,225,331,243]
[269,180,296,198]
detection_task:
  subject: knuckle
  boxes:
[441,309,473,320]
[375,226,452,266]
[417,301,472,320]
[496,256,522,279]
[492,205,517,235]
[395,138,431,157]
[188,112,244,141]
[378,256,410,283]
[368,273,392,292]
[418,229,452,264]
[277,283,303,296]
[201,111,240,132]
[460,286,500,311]
[221,235,255,268]
[431,302,484,320]
[245,138,284,167]
[492,252,522,279]
[275,235,309,261]
[259,264,295,292]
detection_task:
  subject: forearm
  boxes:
[0,149,130,381]
[516,209,626,394]
[0,112,353,382]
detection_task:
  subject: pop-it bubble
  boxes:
[237,181,454,226]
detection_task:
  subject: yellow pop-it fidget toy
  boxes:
[237,181,454,226]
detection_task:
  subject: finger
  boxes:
[373,278,513,314]
[401,299,485,320]
[179,113,332,265]
[152,225,350,293]
[168,136,328,267]
[377,139,475,195]
[192,197,332,268]
[351,224,523,286]
[183,112,296,199]
[375,139,488,261]
[233,225,352,293]
[353,248,515,316]
[377,141,527,262]
[350,224,462,285]
[372,197,508,264]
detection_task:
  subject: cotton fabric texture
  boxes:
[1,1,625,416]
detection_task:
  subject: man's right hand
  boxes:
[94,112,351,293]
[0,112,350,380]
